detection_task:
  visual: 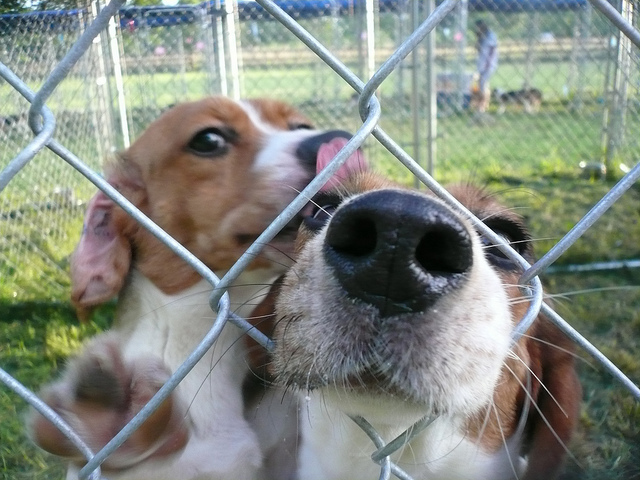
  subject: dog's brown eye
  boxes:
[188,128,229,157]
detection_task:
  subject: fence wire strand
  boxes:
[1,0,639,479]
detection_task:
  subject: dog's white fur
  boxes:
[297,396,525,480]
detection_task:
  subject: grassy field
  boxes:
[0,59,618,117]
[1,52,640,479]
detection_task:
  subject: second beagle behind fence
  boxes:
[493,88,543,114]
[270,151,581,480]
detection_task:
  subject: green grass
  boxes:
[549,271,640,480]
[0,150,96,301]
[0,55,622,113]
[0,303,113,480]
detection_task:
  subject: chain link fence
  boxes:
[0,7,107,301]
[1,0,639,479]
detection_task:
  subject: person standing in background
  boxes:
[474,19,498,114]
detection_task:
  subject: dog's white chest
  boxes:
[297,394,525,480]
[97,273,264,479]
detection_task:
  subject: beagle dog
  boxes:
[492,88,543,115]
[270,150,581,480]
[28,97,355,480]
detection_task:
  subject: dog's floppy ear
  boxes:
[70,190,132,322]
[70,155,147,321]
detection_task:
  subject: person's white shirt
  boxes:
[477,30,498,74]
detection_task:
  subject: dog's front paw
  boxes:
[29,333,189,469]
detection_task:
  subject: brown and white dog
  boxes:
[28,97,355,480]
[269,155,581,480]
[492,88,543,114]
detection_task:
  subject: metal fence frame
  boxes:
[1,0,639,479]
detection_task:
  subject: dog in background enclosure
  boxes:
[28,96,357,480]
[492,87,543,114]
[267,150,581,480]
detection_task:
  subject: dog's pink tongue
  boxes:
[317,137,367,191]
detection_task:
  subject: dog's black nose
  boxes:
[323,190,473,317]
[295,130,352,167]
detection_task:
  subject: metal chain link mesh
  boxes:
[1,0,639,479]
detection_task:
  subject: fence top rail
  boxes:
[0,0,590,35]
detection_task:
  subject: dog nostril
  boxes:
[323,190,473,317]
[327,215,376,257]
[415,224,473,275]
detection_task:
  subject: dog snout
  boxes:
[323,190,473,316]
[295,130,352,167]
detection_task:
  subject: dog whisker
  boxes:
[506,286,640,309]
[129,282,277,321]
[232,288,272,316]
[288,185,337,220]
[472,401,496,454]
[491,402,522,480]
[187,325,256,416]
[420,427,470,467]
[507,350,569,418]
[286,184,310,199]
[547,285,640,298]
[480,236,556,249]
[479,206,531,222]
[251,242,297,265]
[517,333,591,366]
[229,242,297,269]
[481,186,540,202]
[506,293,561,306]
[502,362,581,469]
